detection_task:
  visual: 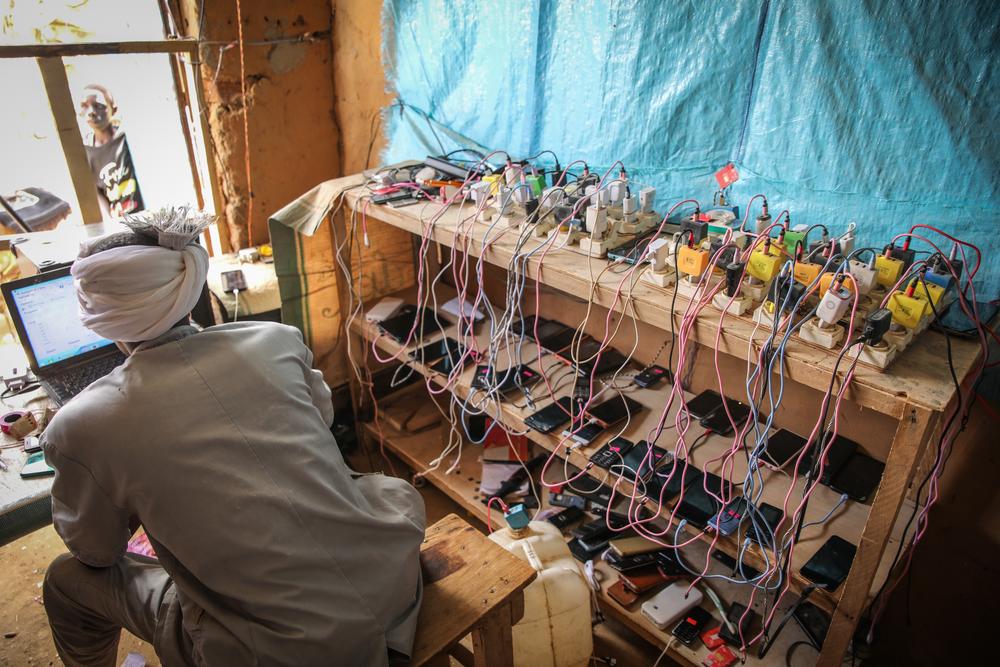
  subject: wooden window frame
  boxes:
[0,38,227,255]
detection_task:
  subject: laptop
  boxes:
[2,266,126,406]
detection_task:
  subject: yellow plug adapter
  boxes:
[887,291,928,329]
[793,261,821,286]
[747,250,782,283]
[677,245,710,277]
[875,255,905,288]
[482,174,502,195]
[819,272,856,296]
[910,279,945,308]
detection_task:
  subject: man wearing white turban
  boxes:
[40,208,426,667]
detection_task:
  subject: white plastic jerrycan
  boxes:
[488,504,593,667]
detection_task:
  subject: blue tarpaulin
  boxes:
[381,0,1000,297]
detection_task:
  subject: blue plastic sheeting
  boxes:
[382,1,1000,297]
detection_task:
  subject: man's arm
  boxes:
[44,440,130,567]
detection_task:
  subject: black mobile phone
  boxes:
[586,394,644,428]
[675,471,725,528]
[685,389,724,420]
[746,502,784,547]
[536,321,577,354]
[829,452,885,503]
[590,436,635,469]
[646,457,700,502]
[472,364,540,394]
[547,505,584,529]
[570,338,630,376]
[816,434,859,485]
[566,421,604,445]
[671,606,712,645]
[711,549,761,580]
[605,550,664,572]
[718,602,758,647]
[656,549,686,577]
[800,536,857,592]
[620,441,668,482]
[510,314,547,339]
[762,429,808,468]
[378,306,439,342]
[633,365,672,389]
[699,399,752,436]
[568,537,607,563]
[429,349,474,375]
[549,492,586,510]
[792,601,830,649]
[524,396,575,434]
[410,337,462,363]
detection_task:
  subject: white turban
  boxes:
[71,207,212,342]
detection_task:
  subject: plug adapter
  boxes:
[862,308,892,345]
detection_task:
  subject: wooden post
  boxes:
[36,56,103,225]
[471,600,517,667]
[817,404,937,666]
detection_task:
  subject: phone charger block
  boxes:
[742,280,771,302]
[798,318,846,349]
[850,340,898,369]
[676,275,719,300]
[883,325,914,352]
[577,236,610,258]
[712,292,751,316]
[641,270,676,289]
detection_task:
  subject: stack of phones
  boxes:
[685,389,754,436]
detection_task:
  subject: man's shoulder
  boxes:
[199,321,305,344]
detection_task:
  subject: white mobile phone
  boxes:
[365,297,404,323]
[640,582,704,629]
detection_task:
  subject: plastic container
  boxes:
[488,520,593,667]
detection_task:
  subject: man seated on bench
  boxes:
[41,208,425,667]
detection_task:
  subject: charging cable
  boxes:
[233,289,241,322]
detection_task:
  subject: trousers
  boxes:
[43,552,197,667]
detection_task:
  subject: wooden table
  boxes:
[0,384,54,546]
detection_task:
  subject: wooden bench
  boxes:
[410,514,537,667]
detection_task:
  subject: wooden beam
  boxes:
[185,49,229,252]
[36,56,103,225]
[1,39,197,59]
[817,404,937,666]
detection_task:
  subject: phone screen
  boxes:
[411,337,462,363]
[763,429,808,468]
[685,389,724,419]
[536,321,576,353]
[525,396,575,433]
[586,394,644,427]
[699,399,752,435]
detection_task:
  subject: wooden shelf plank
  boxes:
[330,172,979,418]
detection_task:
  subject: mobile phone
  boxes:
[829,452,885,503]
[568,537,607,563]
[378,305,439,343]
[762,429,808,469]
[549,492,586,510]
[746,503,784,547]
[675,471,725,528]
[472,365,540,394]
[816,434,859,485]
[800,535,857,591]
[685,389,724,420]
[547,505,584,529]
[20,451,54,478]
[792,601,830,649]
[718,602,757,647]
[565,421,604,445]
[671,606,713,645]
[510,315,547,339]
[586,394,644,428]
[590,436,635,469]
[605,550,663,573]
[23,436,41,454]
[220,269,247,293]
[609,536,662,558]
[646,457,700,502]
[633,365,672,389]
[711,549,761,580]
[524,396,575,434]
[641,582,704,630]
[570,338,630,376]
[429,349,474,375]
[620,441,668,482]
[699,399,752,436]
[655,549,686,577]
[410,337,462,363]
[535,321,576,353]
[572,512,630,541]
[708,497,750,536]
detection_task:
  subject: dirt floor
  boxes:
[0,526,152,667]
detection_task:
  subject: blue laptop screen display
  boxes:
[11,275,114,368]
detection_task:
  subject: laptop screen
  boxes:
[10,274,114,368]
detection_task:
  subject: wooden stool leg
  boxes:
[425,654,451,667]
[471,601,516,667]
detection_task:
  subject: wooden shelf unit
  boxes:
[329,173,976,667]
[360,414,816,667]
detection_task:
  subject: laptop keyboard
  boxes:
[48,352,127,403]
